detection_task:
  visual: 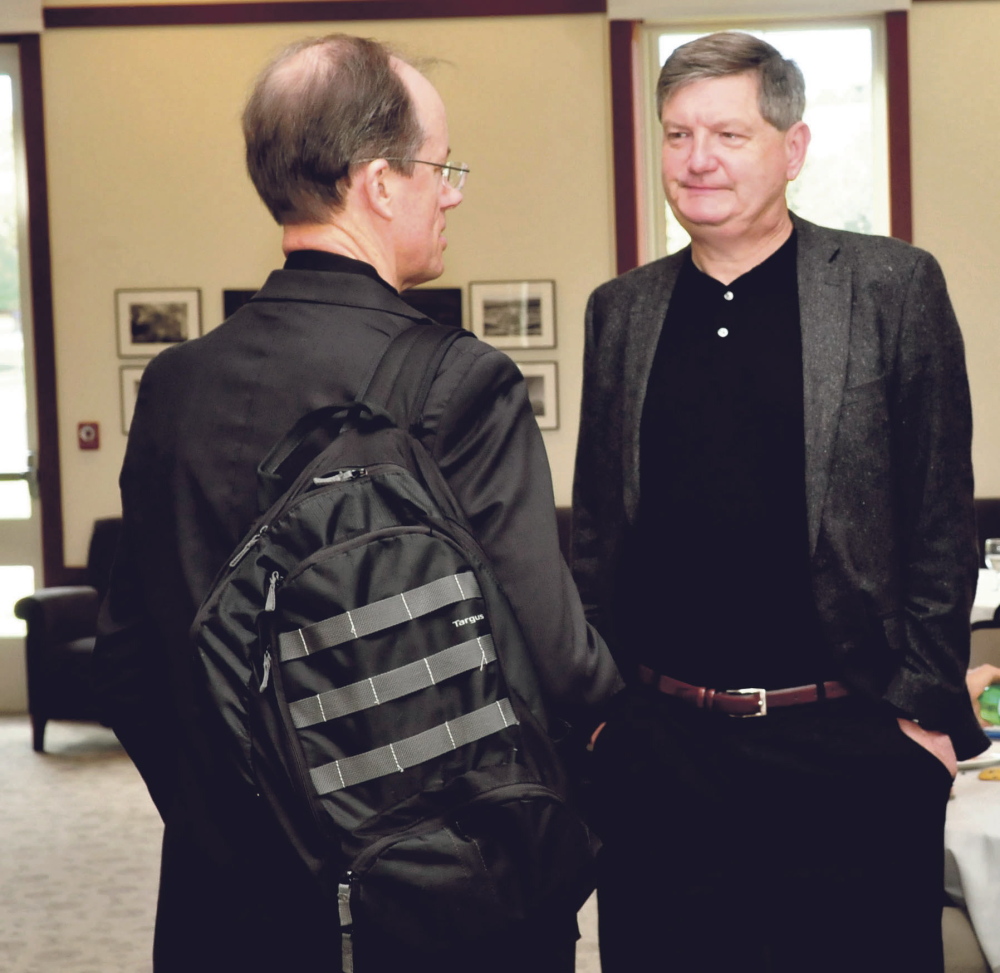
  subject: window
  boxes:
[643,21,889,257]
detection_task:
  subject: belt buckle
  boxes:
[725,687,767,717]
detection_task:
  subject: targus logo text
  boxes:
[452,614,485,628]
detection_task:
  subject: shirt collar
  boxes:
[282,250,397,297]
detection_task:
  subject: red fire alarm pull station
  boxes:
[78,422,100,450]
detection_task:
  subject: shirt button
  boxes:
[723,290,734,301]
[717,328,729,338]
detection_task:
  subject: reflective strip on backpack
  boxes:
[337,883,354,973]
[288,634,496,729]
[277,571,482,662]
[309,698,518,794]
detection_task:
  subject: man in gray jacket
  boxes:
[95,34,618,973]
[574,30,987,973]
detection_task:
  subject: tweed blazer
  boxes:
[572,214,987,758]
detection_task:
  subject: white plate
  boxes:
[957,741,1000,771]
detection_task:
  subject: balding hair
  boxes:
[243,34,425,225]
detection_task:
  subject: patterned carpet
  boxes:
[0,717,601,973]
[0,718,161,973]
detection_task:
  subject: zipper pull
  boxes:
[259,650,272,693]
[338,877,355,973]
[264,571,281,612]
[229,525,268,568]
[313,467,367,485]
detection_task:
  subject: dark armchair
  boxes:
[14,517,121,751]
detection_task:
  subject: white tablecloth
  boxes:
[972,569,1000,625]
[945,749,1000,972]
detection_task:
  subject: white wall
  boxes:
[910,0,1000,498]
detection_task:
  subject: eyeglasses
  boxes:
[357,157,470,191]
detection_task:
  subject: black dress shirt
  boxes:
[620,232,833,689]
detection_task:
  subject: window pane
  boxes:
[0,564,33,637]
[654,24,888,255]
[0,72,30,521]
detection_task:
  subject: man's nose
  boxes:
[687,133,717,173]
[442,184,463,208]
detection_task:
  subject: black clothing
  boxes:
[623,233,830,690]
[574,216,985,973]
[591,689,951,973]
[95,256,619,972]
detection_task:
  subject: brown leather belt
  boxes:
[637,665,850,717]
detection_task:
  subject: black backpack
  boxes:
[191,323,598,971]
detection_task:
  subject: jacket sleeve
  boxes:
[424,342,623,720]
[882,250,984,757]
[92,387,179,818]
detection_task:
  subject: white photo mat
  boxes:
[119,364,145,434]
[469,280,555,349]
[514,360,558,430]
[116,287,201,357]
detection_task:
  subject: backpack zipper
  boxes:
[229,525,270,568]
[313,467,367,485]
[264,570,281,612]
[258,570,281,692]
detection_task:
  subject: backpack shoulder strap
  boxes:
[255,324,466,511]
[359,322,468,432]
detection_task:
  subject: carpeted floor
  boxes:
[0,717,601,973]
[0,717,161,973]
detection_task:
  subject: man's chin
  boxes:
[672,210,732,234]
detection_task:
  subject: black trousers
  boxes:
[588,689,953,973]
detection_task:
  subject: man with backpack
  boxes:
[94,34,619,973]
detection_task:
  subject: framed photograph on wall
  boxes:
[469,280,555,349]
[116,288,201,357]
[119,364,145,434]
[514,361,558,430]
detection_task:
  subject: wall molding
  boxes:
[44,0,605,29]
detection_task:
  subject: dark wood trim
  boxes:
[609,19,640,276]
[885,10,912,243]
[44,0,605,29]
[16,36,81,586]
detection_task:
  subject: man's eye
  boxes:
[665,131,688,141]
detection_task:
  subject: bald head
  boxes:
[243,34,426,224]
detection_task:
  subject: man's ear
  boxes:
[357,158,394,219]
[785,121,811,181]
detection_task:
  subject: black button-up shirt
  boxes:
[620,231,833,690]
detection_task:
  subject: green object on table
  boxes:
[980,684,1000,725]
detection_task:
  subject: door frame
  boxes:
[0,34,77,586]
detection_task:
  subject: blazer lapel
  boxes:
[622,253,685,523]
[795,217,852,555]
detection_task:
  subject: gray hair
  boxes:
[656,31,806,131]
[242,34,425,225]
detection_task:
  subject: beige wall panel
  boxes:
[41,15,616,564]
[910,1,1000,498]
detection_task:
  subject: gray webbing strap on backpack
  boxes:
[310,698,518,794]
[289,634,496,728]
[278,571,481,661]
